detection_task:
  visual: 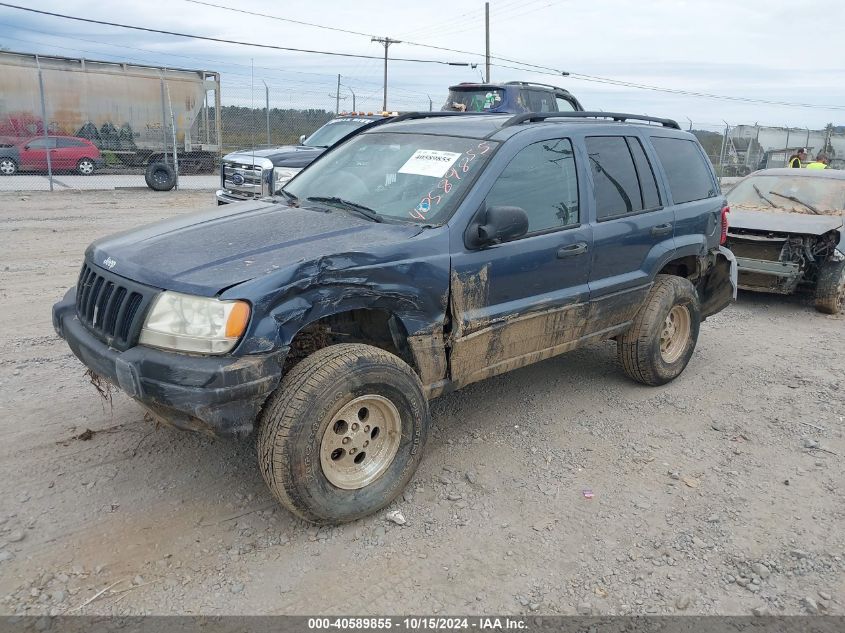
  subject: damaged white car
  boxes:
[725,168,845,314]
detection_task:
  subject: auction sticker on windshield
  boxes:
[398,149,462,178]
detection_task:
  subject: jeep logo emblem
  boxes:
[103,257,117,269]
[231,173,245,185]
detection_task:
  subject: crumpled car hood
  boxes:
[729,208,844,236]
[86,200,422,296]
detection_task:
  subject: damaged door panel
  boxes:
[448,227,592,387]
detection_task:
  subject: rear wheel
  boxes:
[77,158,95,175]
[814,260,845,315]
[257,344,429,524]
[0,158,17,175]
[618,275,701,386]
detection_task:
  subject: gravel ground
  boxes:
[0,190,842,617]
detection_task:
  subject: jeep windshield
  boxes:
[303,118,376,148]
[728,174,845,216]
[443,88,505,112]
[284,132,498,225]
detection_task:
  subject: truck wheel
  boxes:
[145,161,176,191]
[0,158,17,175]
[618,274,701,386]
[814,260,845,315]
[76,158,96,175]
[257,343,429,524]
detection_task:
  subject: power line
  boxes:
[1,22,434,99]
[173,0,565,75]
[170,0,845,111]
[564,73,845,111]
[0,3,469,66]
[183,0,375,38]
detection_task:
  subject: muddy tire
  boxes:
[618,275,701,386]
[257,343,429,524]
[144,161,176,191]
[814,260,845,315]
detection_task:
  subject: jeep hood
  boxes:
[86,200,423,296]
[729,208,844,236]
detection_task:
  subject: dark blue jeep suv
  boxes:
[53,111,736,524]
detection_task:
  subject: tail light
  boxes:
[720,205,730,245]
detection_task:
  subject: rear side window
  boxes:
[586,136,643,220]
[56,137,86,148]
[555,96,577,112]
[651,137,716,204]
[527,90,554,112]
[627,137,661,209]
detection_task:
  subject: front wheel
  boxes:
[0,158,18,175]
[814,260,845,315]
[77,158,95,175]
[257,344,430,524]
[618,275,701,386]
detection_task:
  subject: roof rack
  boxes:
[388,111,494,123]
[503,80,570,90]
[502,111,681,129]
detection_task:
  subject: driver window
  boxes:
[28,138,55,149]
[486,138,579,234]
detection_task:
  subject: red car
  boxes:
[0,135,104,176]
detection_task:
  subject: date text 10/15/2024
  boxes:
[307,617,527,630]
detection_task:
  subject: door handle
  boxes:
[557,242,588,258]
[651,223,673,236]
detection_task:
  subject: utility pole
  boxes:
[484,2,490,83]
[372,36,401,111]
[262,80,270,147]
[329,74,347,113]
[335,73,341,113]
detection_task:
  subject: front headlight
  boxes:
[139,292,251,354]
[273,167,300,191]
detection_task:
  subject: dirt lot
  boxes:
[0,190,843,617]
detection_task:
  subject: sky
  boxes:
[1,0,844,130]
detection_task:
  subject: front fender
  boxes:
[234,248,450,354]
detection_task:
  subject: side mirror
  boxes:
[298,134,307,145]
[468,205,529,248]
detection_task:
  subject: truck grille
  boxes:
[75,262,158,351]
[221,161,265,199]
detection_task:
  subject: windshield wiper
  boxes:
[768,190,820,214]
[277,189,299,205]
[752,184,776,207]
[306,196,383,222]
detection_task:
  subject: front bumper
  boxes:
[53,289,286,435]
[735,256,803,294]
[215,189,257,205]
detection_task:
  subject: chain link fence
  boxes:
[0,50,225,191]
